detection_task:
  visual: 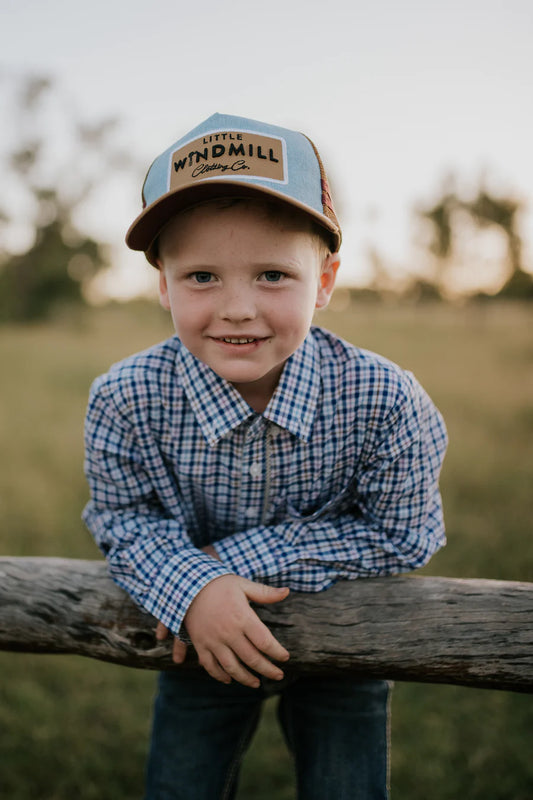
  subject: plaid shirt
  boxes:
[83,326,447,636]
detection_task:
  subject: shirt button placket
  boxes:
[238,426,262,528]
[249,462,262,479]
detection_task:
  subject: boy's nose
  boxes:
[219,288,257,321]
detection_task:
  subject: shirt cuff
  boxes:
[139,549,232,637]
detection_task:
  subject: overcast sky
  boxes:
[2,0,532,296]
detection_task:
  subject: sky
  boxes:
[1,0,532,297]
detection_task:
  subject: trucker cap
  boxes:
[126,112,342,266]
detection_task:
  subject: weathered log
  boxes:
[0,557,531,693]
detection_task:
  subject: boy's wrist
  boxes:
[144,548,232,637]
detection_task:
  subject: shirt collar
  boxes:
[176,343,254,445]
[263,332,321,441]
[175,331,321,445]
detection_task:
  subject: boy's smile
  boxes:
[157,201,339,412]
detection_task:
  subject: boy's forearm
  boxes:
[213,490,446,589]
[83,501,233,637]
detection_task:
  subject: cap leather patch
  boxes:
[170,130,286,189]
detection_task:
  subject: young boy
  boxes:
[83,113,447,799]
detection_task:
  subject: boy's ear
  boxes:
[158,266,171,311]
[315,253,340,309]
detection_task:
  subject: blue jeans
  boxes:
[145,670,391,800]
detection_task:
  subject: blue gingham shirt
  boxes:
[83,326,447,636]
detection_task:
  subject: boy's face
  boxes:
[157,201,339,411]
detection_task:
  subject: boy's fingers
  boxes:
[243,582,290,606]
[243,615,290,662]
[234,638,285,681]
[172,638,188,664]
[156,622,188,664]
[198,651,232,685]
[212,645,261,689]
[155,621,169,640]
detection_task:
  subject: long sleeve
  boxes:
[214,369,447,589]
[83,373,232,636]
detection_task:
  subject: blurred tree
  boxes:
[0,74,133,321]
[415,178,532,300]
[0,213,102,321]
[412,176,459,298]
[468,190,533,299]
[420,193,456,262]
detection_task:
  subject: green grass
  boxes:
[0,300,532,798]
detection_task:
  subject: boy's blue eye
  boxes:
[192,272,213,283]
[263,271,283,282]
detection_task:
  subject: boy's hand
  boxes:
[185,575,290,688]
[154,543,220,661]
[155,621,188,663]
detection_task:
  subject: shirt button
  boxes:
[249,462,262,478]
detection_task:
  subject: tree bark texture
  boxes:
[0,557,531,693]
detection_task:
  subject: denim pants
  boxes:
[145,670,391,800]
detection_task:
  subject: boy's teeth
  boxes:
[222,337,256,344]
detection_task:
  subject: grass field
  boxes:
[0,300,532,799]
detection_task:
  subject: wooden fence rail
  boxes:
[0,557,532,693]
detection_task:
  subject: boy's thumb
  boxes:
[246,582,290,605]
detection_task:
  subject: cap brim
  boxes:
[126,180,341,262]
